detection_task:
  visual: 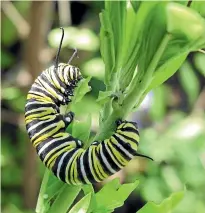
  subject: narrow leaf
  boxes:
[69,193,92,213]
[72,114,92,148]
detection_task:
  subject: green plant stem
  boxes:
[122,33,172,114]
[95,33,171,141]
[36,169,50,213]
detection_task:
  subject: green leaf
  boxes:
[94,179,139,213]
[96,91,113,105]
[99,10,115,86]
[130,0,141,13]
[178,61,200,106]
[167,3,205,41]
[150,86,166,121]
[36,169,52,213]
[194,52,205,76]
[137,191,184,213]
[71,77,91,105]
[190,1,205,18]
[82,184,94,195]
[120,2,159,91]
[72,114,92,148]
[69,193,92,213]
[49,185,81,213]
[146,53,188,92]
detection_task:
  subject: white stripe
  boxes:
[50,69,61,89]
[65,149,80,184]
[104,142,122,169]
[64,67,69,85]
[27,117,55,133]
[88,147,100,182]
[25,107,54,115]
[32,122,60,140]
[57,151,70,179]
[80,152,90,184]
[38,77,63,101]
[26,101,53,106]
[38,135,68,155]
[115,141,133,159]
[43,142,73,163]
[99,144,116,174]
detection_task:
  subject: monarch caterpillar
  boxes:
[25,27,152,185]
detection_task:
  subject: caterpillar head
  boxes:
[58,63,83,87]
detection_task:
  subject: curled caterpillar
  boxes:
[25,28,152,185]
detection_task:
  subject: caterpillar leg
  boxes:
[115,119,123,127]
[63,111,74,127]
[62,96,71,105]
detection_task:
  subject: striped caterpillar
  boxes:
[25,28,152,185]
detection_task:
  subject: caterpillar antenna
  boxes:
[68,48,78,64]
[136,152,153,161]
[54,27,64,70]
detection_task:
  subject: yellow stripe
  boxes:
[32,121,65,146]
[47,146,71,169]
[38,77,61,100]
[104,139,123,169]
[49,70,61,90]
[27,94,52,102]
[115,132,138,151]
[79,152,90,184]
[88,147,101,182]
[92,146,107,180]
[25,109,55,121]
[72,151,83,185]
[117,130,139,142]
[65,149,81,184]
[108,139,127,166]
[111,137,129,165]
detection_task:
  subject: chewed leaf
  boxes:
[72,76,92,105]
[137,191,184,213]
[93,179,139,213]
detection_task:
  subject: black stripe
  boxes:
[97,145,113,176]
[30,85,58,104]
[90,147,102,181]
[51,67,67,90]
[52,148,77,183]
[76,155,87,184]
[31,124,62,144]
[101,142,120,171]
[25,101,59,113]
[116,132,139,146]
[27,114,62,134]
[106,141,124,167]
[40,73,64,100]
[37,136,73,162]
[25,106,55,116]
[113,134,137,156]
[119,127,139,135]
[111,140,132,161]
[82,149,95,183]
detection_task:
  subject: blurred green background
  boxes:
[1,1,205,213]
